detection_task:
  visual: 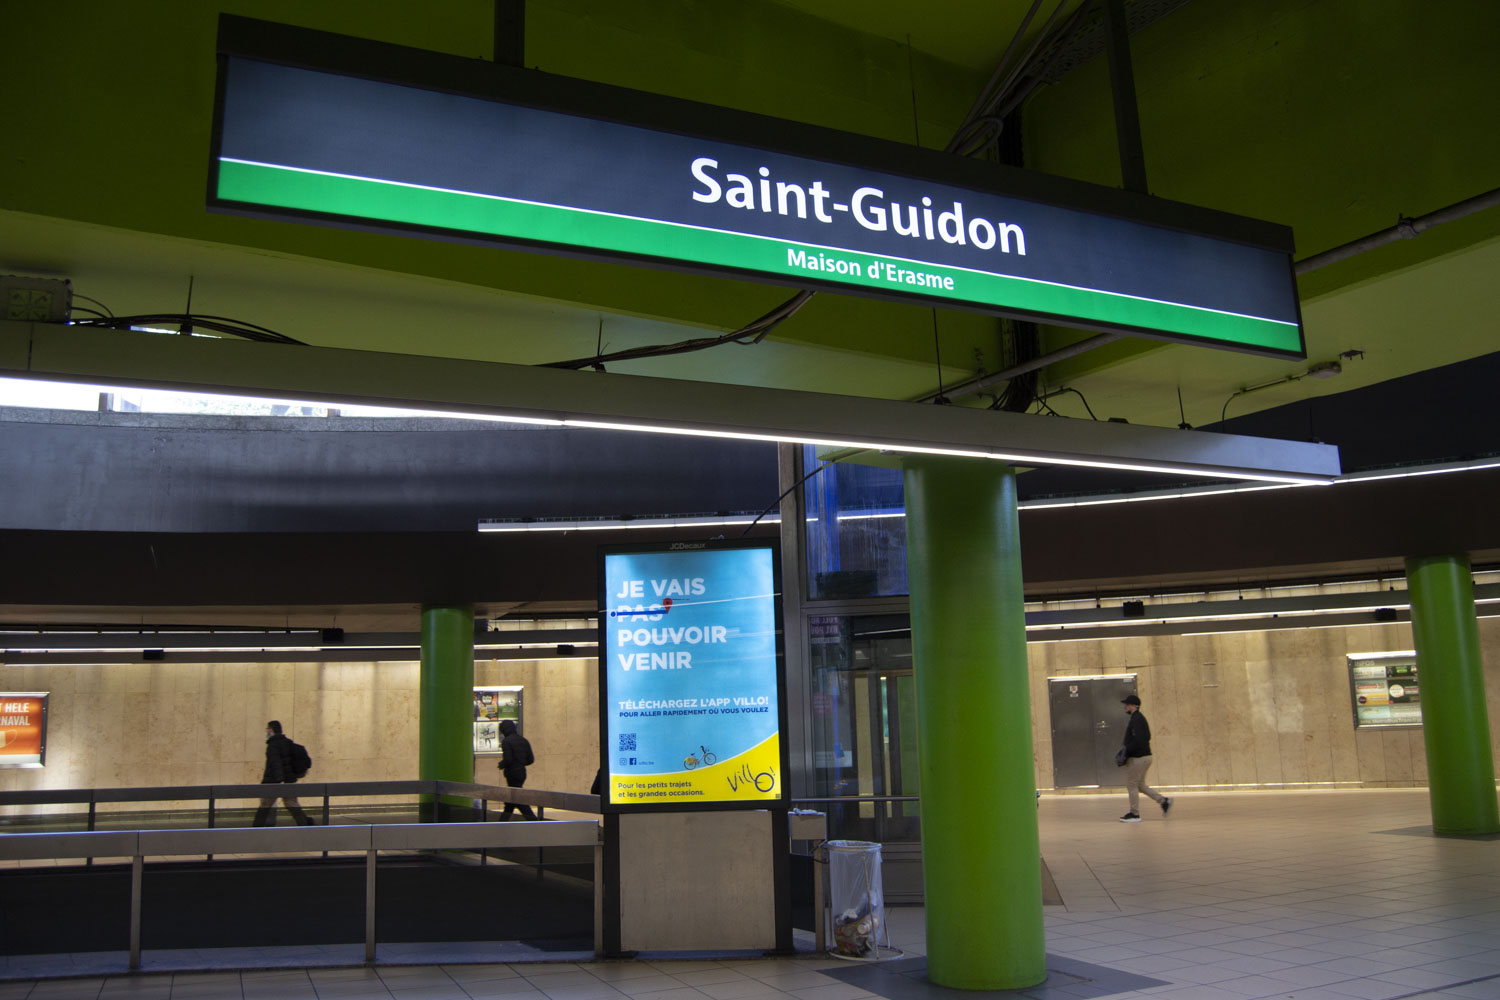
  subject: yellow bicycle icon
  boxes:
[683,745,717,769]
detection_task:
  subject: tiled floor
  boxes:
[4,789,1500,999]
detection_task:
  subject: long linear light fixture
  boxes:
[479,513,778,533]
[475,457,1500,533]
[1,321,1340,485]
[12,584,1498,665]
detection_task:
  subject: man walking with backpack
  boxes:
[253,720,315,826]
[497,719,537,820]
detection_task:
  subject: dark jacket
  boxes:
[261,733,297,783]
[1122,711,1153,759]
[498,720,534,781]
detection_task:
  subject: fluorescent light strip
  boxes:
[477,457,1500,535]
[1020,457,1500,510]
[9,642,599,655]
[1335,459,1500,484]
[475,641,598,650]
[479,514,775,533]
[1179,611,1500,637]
[1020,483,1296,510]
[223,158,1295,330]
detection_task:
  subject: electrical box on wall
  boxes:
[1,275,72,322]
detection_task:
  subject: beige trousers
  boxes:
[1124,755,1166,814]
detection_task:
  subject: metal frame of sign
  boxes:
[209,15,1306,360]
[0,692,49,768]
[472,685,524,755]
[1347,653,1422,730]
[596,538,789,814]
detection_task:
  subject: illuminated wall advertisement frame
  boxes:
[597,539,788,813]
[1348,652,1421,729]
[0,692,48,767]
[209,16,1305,360]
[473,686,523,754]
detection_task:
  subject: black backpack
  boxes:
[286,740,312,779]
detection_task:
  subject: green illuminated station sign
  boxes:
[211,17,1305,359]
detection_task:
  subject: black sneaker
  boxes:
[1161,797,1174,816]
[1119,812,1141,823]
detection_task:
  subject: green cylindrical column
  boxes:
[903,457,1044,989]
[1404,555,1499,835]
[420,605,476,787]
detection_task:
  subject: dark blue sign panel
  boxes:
[211,19,1306,359]
[598,542,785,811]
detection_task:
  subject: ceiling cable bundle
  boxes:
[69,312,305,345]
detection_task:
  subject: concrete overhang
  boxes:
[0,320,1340,485]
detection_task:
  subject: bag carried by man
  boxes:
[286,739,312,779]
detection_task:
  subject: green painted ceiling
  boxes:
[2,0,1497,433]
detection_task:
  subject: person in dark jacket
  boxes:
[1118,695,1172,822]
[253,720,313,827]
[497,719,537,820]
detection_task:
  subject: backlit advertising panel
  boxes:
[0,693,48,767]
[598,541,786,812]
[1348,653,1421,729]
[210,17,1305,359]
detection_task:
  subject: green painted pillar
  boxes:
[903,457,1044,989]
[1404,555,1500,835]
[420,605,476,791]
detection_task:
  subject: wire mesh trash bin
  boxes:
[826,840,901,960]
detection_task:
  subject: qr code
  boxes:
[618,732,637,752]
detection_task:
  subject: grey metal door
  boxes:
[1048,675,1138,788]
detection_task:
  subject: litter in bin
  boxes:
[833,899,882,957]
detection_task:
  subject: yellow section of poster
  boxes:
[611,733,780,805]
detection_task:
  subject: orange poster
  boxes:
[0,693,48,767]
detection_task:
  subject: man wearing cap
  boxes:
[1119,695,1172,822]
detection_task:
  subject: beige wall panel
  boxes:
[1304,729,1335,783]
[1278,732,1309,784]
[618,810,777,951]
[1245,660,1276,734]
[1272,661,1306,736]
[1228,743,1258,786]
[1406,730,1428,782]
[1252,731,1284,785]
[1176,660,1211,786]
[1075,641,1104,674]
[1354,732,1387,783]
[1149,660,1178,786]
[120,691,152,769]
[1381,730,1414,784]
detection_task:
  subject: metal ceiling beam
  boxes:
[0,321,1341,484]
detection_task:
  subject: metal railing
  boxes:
[0,780,600,835]
[0,781,603,968]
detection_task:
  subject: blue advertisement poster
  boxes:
[599,543,784,809]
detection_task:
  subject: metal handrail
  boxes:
[0,820,603,968]
[0,780,601,824]
[792,795,920,803]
